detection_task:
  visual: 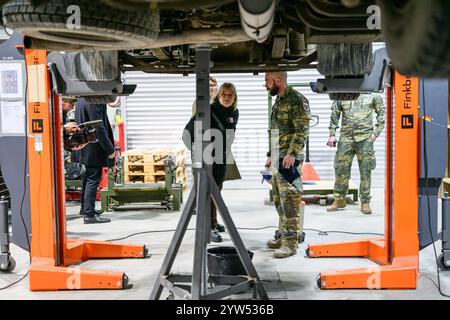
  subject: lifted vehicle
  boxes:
[1,0,449,85]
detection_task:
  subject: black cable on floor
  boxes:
[104,226,383,242]
[422,274,441,292]
[303,228,383,236]
[0,272,29,291]
[105,228,195,242]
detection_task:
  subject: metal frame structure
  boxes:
[306,71,420,289]
[25,49,147,291]
[0,196,14,272]
[440,194,450,270]
[100,156,183,212]
[150,46,268,300]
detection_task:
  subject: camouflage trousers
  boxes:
[272,171,304,249]
[334,137,376,203]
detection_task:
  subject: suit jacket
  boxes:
[75,98,115,168]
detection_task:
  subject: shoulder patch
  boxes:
[302,97,310,112]
[290,90,310,112]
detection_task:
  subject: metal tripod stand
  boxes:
[150,45,268,300]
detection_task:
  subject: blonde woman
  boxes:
[183,82,239,242]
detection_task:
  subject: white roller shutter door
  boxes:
[124,44,387,190]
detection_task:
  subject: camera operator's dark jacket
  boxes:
[75,98,115,168]
[62,114,69,149]
[183,99,239,185]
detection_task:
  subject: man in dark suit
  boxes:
[75,98,115,224]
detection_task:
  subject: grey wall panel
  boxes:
[0,137,30,251]
[0,32,30,250]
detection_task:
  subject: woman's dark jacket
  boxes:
[183,99,239,185]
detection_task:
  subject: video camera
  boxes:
[64,120,102,149]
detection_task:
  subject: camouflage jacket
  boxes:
[329,94,385,142]
[270,87,311,160]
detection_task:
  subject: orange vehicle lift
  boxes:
[25,49,147,291]
[307,71,420,289]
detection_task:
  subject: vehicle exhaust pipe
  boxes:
[238,0,275,43]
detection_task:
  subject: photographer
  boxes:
[75,97,117,224]
[62,96,87,151]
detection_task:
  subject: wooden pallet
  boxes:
[122,147,186,165]
[124,171,189,186]
[122,147,188,185]
[123,159,186,174]
[124,175,164,184]
[125,165,186,177]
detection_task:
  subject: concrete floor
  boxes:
[0,188,449,300]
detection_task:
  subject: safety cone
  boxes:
[302,162,320,181]
[301,140,320,182]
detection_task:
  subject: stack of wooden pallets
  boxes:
[121,147,188,190]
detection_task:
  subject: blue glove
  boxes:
[260,169,272,184]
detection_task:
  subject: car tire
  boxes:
[317,43,373,76]
[328,93,360,101]
[379,0,450,77]
[1,0,159,50]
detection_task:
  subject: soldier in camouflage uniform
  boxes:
[264,71,311,258]
[327,94,385,214]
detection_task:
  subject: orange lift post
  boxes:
[25,49,147,291]
[307,71,420,289]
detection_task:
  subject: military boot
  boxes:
[210,229,223,242]
[273,245,297,259]
[361,203,372,214]
[215,223,225,233]
[273,239,297,259]
[266,238,282,249]
[266,230,282,249]
[326,198,346,212]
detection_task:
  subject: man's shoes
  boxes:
[215,223,225,233]
[273,245,297,259]
[83,214,111,224]
[79,209,103,216]
[361,203,372,214]
[266,238,282,249]
[210,229,223,243]
[326,198,347,212]
[267,230,282,249]
[268,231,305,248]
